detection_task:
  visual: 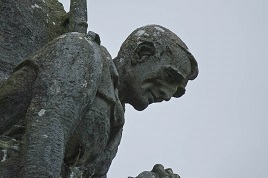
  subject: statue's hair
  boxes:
[116,25,198,80]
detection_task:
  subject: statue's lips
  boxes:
[149,91,163,104]
[148,91,154,104]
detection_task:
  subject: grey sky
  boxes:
[60,1,268,177]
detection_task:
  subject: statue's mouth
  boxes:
[149,91,164,103]
[148,91,154,104]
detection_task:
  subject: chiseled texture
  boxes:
[0,1,198,178]
[69,0,88,33]
[0,1,125,177]
[18,32,103,178]
[0,32,124,178]
[0,0,68,83]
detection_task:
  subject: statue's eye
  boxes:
[160,46,173,56]
[165,46,173,55]
[163,67,184,84]
[138,46,154,57]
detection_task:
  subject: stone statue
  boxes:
[0,1,198,178]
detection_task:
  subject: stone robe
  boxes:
[0,32,124,178]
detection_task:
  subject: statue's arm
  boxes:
[82,127,123,178]
[18,33,103,178]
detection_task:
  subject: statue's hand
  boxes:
[129,164,180,178]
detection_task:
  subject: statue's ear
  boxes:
[132,41,155,64]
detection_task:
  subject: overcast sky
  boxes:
[60,1,268,177]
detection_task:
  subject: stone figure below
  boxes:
[0,1,198,178]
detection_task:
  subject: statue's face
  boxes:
[125,42,192,111]
[117,25,198,111]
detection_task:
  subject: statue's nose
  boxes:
[173,87,186,98]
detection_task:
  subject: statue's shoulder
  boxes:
[12,32,104,76]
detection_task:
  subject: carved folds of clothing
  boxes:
[0,33,124,177]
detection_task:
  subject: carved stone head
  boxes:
[115,25,198,111]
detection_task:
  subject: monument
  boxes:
[0,1,198,177]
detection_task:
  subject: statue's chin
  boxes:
[131,103,149,111]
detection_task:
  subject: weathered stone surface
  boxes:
[0,31,123,178]
[0,1,198,178]
[0,0,68,83]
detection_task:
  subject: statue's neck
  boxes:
[113,57,128,105]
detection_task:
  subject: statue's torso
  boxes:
[0,33,124,178]
[64,54,124,177]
